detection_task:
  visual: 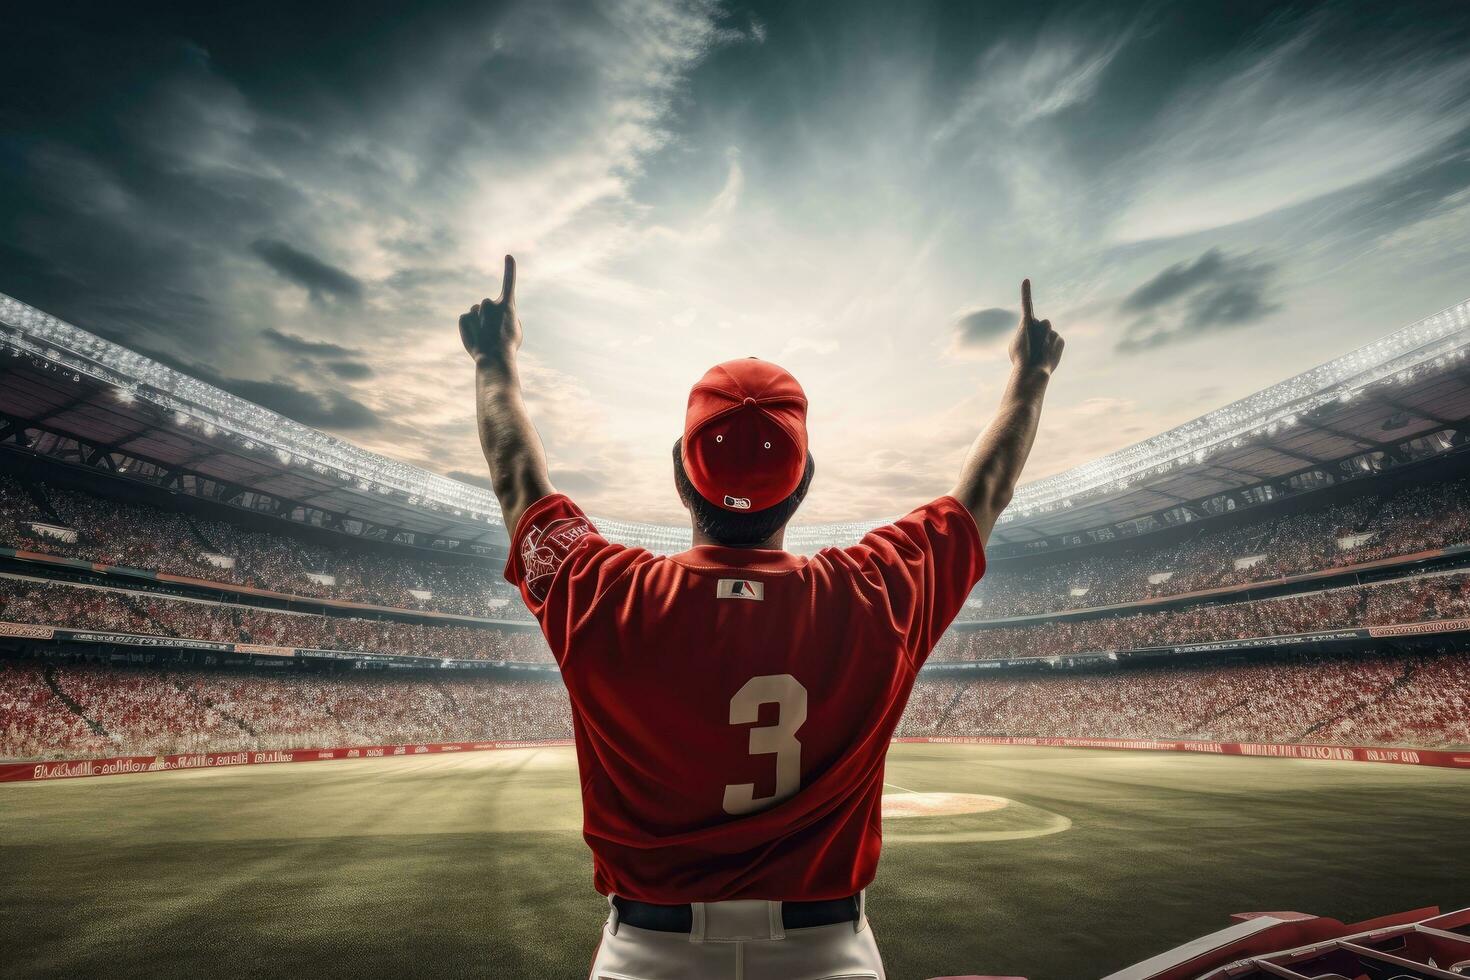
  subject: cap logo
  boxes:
[723,495,751,510]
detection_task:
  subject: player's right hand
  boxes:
[1009,279,1064,377]
[459,254,521,365]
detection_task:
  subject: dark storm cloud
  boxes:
[262,329,375,379]
[261,328,356,358]
[323,360,376,380]
[952,308,1016,348]
[1116,249,1279,353]
[251,239,364,305]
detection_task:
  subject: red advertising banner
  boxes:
[896,736,1470,770]
[0,739,575,783]
[6,735,1466,784]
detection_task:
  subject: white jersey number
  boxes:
[722,674,808,816]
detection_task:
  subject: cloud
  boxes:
[261,328,356,358]
[250,239,364,305]
[262,328,374,380]
[323,360,375,380]
[951,307,1016,353]
[934,19,1134,141]
[1110,17,1470,242]
[1116,249,1279,353]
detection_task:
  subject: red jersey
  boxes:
[504,493,985,903]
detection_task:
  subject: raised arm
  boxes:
[459,255,555,536]
[950,279,1064,543]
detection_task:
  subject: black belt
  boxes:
[613,894,860,934]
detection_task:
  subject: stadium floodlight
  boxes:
[2,290,1468,550]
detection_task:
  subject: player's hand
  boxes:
[1009,278,1064,377]
[459,255,521,365]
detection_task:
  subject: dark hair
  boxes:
[672,438,815,547]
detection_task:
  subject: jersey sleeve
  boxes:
[838,495,986,668]
[503,493,641,666]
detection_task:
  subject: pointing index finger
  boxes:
[498,254,517,305]
[1021,278,1034,322]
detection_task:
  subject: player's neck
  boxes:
[690,524,786,551]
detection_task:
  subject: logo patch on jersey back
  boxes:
[717,578,764,600]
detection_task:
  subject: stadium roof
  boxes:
[1,290,1468,552]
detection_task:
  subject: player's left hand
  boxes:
[459,255,521,364]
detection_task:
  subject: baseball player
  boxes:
[460,256,1063,980]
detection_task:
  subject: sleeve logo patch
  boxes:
[521,516,593,602]
[716,578,764,600]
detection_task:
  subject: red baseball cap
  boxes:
[681,358,809,512]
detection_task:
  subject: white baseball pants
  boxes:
[588,893,885,980]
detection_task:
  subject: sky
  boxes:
[3,0,1470,525]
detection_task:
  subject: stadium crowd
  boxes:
[0,660,112,760]
[0,476,527,618]
[933,571,1470,661]
[7,470,1470,628]
[0,577,553,662]
[3,571,1468,665]
[0,661,570,758]
[896,649,1470,748]
[5,647,1466,761]
[965,476,1470,619]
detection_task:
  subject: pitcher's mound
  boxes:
[882,792,1009,819]
[880,790,1072,843]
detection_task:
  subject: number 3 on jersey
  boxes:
[722,674,808,816]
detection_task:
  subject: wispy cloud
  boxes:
[1110,17,1470,242]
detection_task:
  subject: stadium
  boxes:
[3,286,1470,979]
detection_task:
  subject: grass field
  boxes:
[3,743,1468,979]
